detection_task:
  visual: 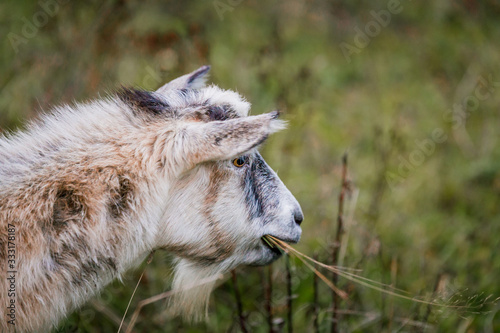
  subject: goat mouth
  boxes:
[261,236,283,255]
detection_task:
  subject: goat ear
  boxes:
[176,111,286,169]
[156,66,210,93]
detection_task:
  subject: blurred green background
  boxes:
[2,0,500,332]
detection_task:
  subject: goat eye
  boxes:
[232,156,246,168]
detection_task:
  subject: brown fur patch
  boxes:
[110,175,133,218]
[202,165,235,262]
[52,187,86,233]
[162,165,237,264]
[205,165,227,207]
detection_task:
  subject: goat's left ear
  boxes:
[156,65,210,94]
[175,111,286,170]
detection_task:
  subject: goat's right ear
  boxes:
[175,111,286,169]
[156,66,210,94]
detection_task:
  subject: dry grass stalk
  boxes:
[266,264,274,333]
[332,152,349,333]
[118,251,155,333]
[231,270,248,333]
[286,255,293,333]
[312,254,320,333]
[263,235,474,310]
[123,274,224,333]
[125,290,175,333]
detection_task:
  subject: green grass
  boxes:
[2,1,500,331]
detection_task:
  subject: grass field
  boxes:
[1,1,499,332]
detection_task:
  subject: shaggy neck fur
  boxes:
[0,99,174,332]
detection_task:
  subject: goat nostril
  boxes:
[294,211,304,225]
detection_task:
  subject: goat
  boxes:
[0,66,303,332]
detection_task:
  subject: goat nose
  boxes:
[293,209,304,225]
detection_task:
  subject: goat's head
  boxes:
[119,66,303,317]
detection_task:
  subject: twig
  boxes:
[266,264,274,333]
[313,254,320,333]
[286,255,293,333]
[126,290,175,333]
[338,188,359,268]
[231,270,248,333]
[332,153,348,333]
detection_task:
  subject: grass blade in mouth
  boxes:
[261,235,276,249]
[263,235,488,310]
[263,235,346,299]
[262,235,284,255]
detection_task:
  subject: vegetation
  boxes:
[1,0,499,331]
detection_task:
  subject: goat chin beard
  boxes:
[170,258,227,321]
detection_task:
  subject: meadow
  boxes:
[1,1,499,331]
